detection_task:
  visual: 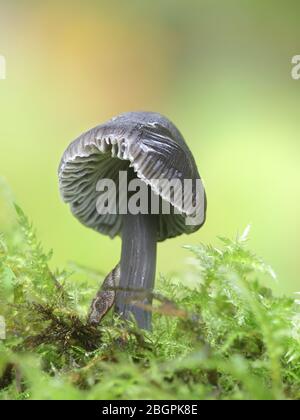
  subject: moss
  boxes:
[0,208,299,400]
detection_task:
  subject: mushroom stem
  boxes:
[115,212,157,330]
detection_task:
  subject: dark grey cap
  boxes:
[58,112,206,241]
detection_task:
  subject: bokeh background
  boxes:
[0,0,299,294]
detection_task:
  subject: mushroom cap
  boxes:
[58,112,207,241]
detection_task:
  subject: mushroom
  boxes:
[58,112,207,330]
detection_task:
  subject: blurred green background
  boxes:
[0,0,299,294]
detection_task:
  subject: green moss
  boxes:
[0,207,299,400]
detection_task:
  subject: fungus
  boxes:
[58,112,207,330]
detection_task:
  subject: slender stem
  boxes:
[115,213,157,330]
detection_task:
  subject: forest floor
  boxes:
[0,208,299,400]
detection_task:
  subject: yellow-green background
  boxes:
[0,1,299,294]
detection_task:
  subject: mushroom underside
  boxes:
[59,147,199,241]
